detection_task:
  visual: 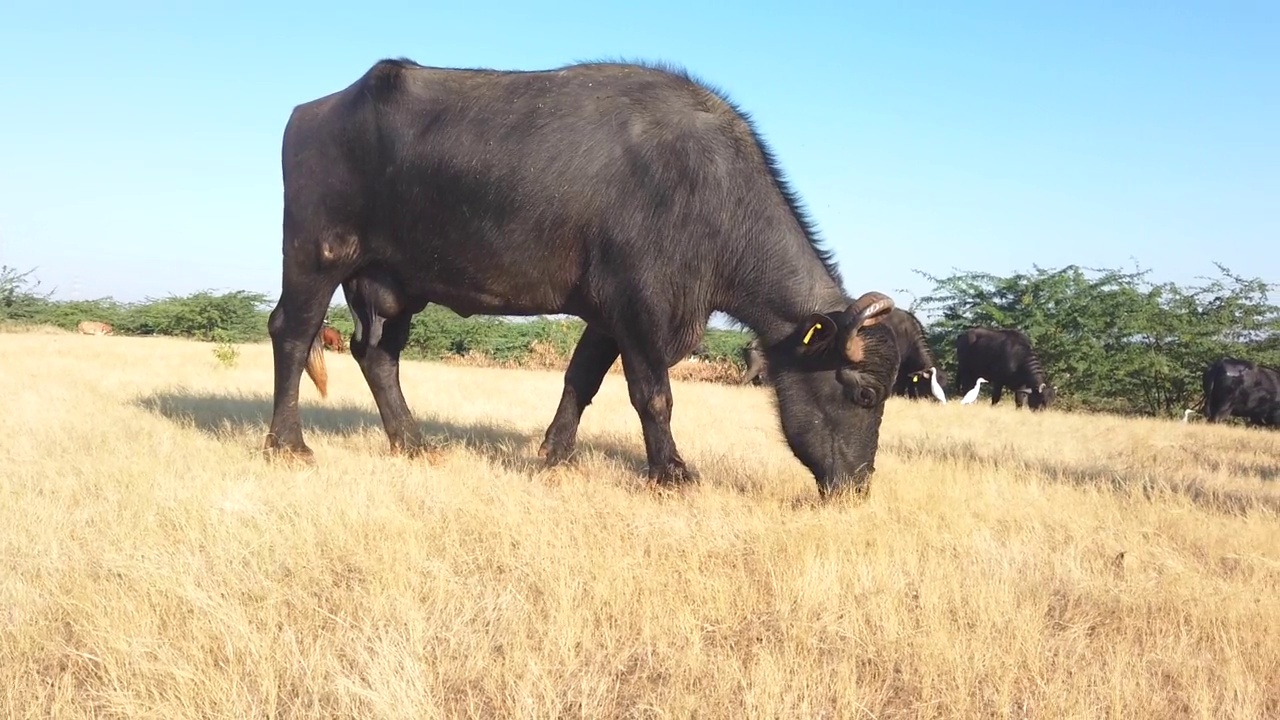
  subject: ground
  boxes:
[1,328,1278,718]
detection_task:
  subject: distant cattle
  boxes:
[739,308,947,402]
[954,327,1055,410]
[739,338,767,385]
[77,321,114,336]
[320,325,346,353]
[882,309,947,402]
[1202,357,1280,427]
[264,57,902,497]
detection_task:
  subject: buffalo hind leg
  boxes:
[619,346,695,485]
[349,307,424,454]
[539,325,620,466]
[265,274,341,461]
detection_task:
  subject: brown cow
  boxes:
[320,325,346,352]
[77,321,114,335]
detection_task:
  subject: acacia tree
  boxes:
[911,262,1280,417]
[0,265,53,323]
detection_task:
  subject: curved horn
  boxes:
[842,291,896,363]
[846,291,895,331]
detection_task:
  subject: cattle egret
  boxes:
[1182,408,1194,423]
[960,378,987,405]
[927,367,947,403]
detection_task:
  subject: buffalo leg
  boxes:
[349,311,423,453]
[265,273,341,459]
[955,369,974,400]
[740,342,765,385]
[539,324,620,465]
[989,383,1005,406]
[618,346,695,485]
[1207,401,1233,423]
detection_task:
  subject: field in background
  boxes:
[1,330,1278,718]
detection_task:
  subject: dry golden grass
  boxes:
[1,330,1277,718]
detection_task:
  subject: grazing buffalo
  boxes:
[739,338,767,385]
[264,58,902,497]
[883,309,947,401]
[77,321,114,336]
[320,325,346,353]
[954,327,1055,410]
[739,308,946,401]
[1202,357,1280,427]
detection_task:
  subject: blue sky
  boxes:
[1,1,1276,318]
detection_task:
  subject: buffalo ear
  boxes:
[844,321,897,364]
[796,313,838,355]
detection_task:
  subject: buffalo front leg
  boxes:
[349,309,424,454]
[539,324,620,466]
[989,383,1005,406]
[619,348,695,485]
[265,274,341,461]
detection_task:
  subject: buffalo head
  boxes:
[767,291,900,497]
[1027,382,1056,410]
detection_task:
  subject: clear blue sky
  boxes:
[1,1,1276,316]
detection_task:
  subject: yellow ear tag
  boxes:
[912,376,919,383]
[802,322,822,345]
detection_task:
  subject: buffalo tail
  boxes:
[303,329,328,399]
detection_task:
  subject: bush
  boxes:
[914,262,1280,416]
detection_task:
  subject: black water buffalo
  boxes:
[954,328,1055,410]
[1202,357,1280,427]
[740,308,946,401]
[739,338,768,385]
[885,309,948,401]
[264,58,902,497]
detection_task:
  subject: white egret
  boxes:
[960,378,987,405]
[927,367,947,403]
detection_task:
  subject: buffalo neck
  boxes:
[721,254,849,348]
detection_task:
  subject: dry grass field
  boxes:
[1,328,1278,718]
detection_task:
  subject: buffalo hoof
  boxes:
[537,436,576,467]
[393,440,437,460]
[649,459,698,486]
[262,438,315,466]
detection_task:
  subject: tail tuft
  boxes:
[303,330,328,399]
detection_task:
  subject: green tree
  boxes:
[913,263,1280,417]
[0,265,54,323]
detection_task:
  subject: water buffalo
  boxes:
[739,308,945,401]
[1202,357,1280,427]
[263,58,902,497]
[739,338,767,385]
[954,327,1055,410]
[884,309,947,401]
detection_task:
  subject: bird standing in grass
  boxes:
[961,378,988,405]
[927,367,947,404]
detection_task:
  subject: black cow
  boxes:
[1202,357,1280,427]
[263,58,902,497]
[739,338,768,385]
[954,328,1055,410]
[884,309,948,401]
[740,308,947,401]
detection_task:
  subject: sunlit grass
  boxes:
[1,330,1277,718]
